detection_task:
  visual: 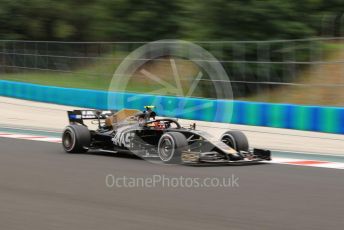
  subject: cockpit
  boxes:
[143,118,181,130]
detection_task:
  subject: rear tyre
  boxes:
[220,130,249,152]
[158,132,187,164]
[62,125,91,153]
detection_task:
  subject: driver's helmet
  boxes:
[153,121,165,129]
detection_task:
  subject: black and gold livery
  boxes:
[62,107,271,164]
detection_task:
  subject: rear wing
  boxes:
[67,110,116,125]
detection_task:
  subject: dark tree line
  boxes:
[1,0,344,98]
[1,0,344,41]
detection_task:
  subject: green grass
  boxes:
[0,51,126,90]
[0,56,207,96]
[0,72,112,90]
[0,71,163,93]
[0,50,119,90]
[322,42,344,52]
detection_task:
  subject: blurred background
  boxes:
[1,0,344,106]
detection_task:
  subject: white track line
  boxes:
[0,132,61,143]
[1,132,344,169]
[268,157,344,169]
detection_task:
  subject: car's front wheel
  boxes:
[158,132,187,164]
[220,130,249,152]
[62,125,90,153]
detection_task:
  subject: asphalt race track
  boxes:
[1,137,344,230]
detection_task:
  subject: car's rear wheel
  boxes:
[220,130,249,152]
[158,132,187,164]
[62,125,90,153]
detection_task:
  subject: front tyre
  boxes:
[158,132,187,164]
[220,130,249,152]
[62,125,91,153]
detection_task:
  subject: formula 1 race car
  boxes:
[62,106,271,165]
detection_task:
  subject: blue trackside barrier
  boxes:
[1,80,344,134]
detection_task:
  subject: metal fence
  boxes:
[0,38,344,106]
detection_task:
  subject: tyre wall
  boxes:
[1,80,343,134]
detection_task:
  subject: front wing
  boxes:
[181,148,271,165]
